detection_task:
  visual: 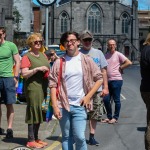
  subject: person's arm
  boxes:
[13,54,21,85]
[80,80,103,110]
[101,67,109,97]
[21,66,49,79]
[50,88,62,120]
[119,58,132,73]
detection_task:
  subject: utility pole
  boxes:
[131,0,134,45]
[114,0,116,34]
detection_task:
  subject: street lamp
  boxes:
[37,0,56,47]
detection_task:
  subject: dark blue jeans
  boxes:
[103,80,123,120]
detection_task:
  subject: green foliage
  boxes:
[13,6,23,32]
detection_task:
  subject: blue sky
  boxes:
[33,0,150,10]
[123,0,150,10]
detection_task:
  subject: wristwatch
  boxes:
[14,76,19,81]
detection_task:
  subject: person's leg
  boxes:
[26,124,43,148]
[59,108,73,150]
[103,81,113,120]
[3,77,16,138]
[141,92,150,150]
[0,104,1,128]
[34,123,40,140]
[111,80,123,121]
[28,124,35,142]
[88,93,104,145]
[72,105,87,150]
[6,104,14,129]
[0,104,4,134]
[34,123,48,146]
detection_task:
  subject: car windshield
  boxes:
[48,46,60,52]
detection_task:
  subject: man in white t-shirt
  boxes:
[49,31,103,150]
[103,39,132,124]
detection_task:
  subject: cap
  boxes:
[80,30,93,40]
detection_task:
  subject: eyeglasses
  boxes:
[82,38,92,42]
[34,40,42,45]
[50,53,54,56]
[64,39,77,45]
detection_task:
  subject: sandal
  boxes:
[108,118,117,124]
[101,118,110,123]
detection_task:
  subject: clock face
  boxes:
[37,0,56,6]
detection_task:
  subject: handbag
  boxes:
[46,58,63,122]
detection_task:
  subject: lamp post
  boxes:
[131,0,134,45]
[37,0,56,47]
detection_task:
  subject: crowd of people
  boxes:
[3,26,150,150]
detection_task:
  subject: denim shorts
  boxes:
[89,92,106,121]
[0,77,16,104]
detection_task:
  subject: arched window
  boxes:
[60,12,68,33]
[122,13,129,34]
[87,4,101,34]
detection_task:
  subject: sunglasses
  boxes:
[82,38,92,42]
[49,53,55,56]
[34,40,42,45]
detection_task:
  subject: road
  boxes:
[46,64,146,150]
[1,64,145,150]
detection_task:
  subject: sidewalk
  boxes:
[0,103,58,150]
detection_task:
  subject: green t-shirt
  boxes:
[0,41,18,77]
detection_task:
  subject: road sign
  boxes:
[37,0,56,6]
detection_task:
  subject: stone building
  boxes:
[48,0,139,60]
[0,0,14,41]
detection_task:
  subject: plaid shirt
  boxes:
[49,53,103,111]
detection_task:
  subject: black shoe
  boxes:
[88,137,100,146]
[0,128,5,135]
[6,129,13,138]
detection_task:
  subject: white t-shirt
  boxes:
[64,53,85,106]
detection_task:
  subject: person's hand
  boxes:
[100,88,109,97]
[119,67,124,74]
[14,78,18,88]
[53,106,62,120]
[37,66,49,73]
[80,96,92,110]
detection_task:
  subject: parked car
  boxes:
[47,45,65,57]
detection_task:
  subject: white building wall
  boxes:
[13,0,31,32]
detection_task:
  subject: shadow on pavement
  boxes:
[46,136,62,142]
[2,137,27,146]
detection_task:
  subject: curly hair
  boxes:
[60,31,80,46]
[26,33,43,47]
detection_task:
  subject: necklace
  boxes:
[30,51,40,57]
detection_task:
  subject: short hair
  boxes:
[0,27,6,33]
[26,32,42,47]
[107,39,117,45]
[60,31,80,46]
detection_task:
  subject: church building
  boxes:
[48,0,139,60]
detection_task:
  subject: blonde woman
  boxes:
[21,33,50,149]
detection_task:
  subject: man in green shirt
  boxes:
[0,27,20,138]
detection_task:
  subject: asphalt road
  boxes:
[0,64,146,150]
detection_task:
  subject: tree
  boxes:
[13,6,23,32]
